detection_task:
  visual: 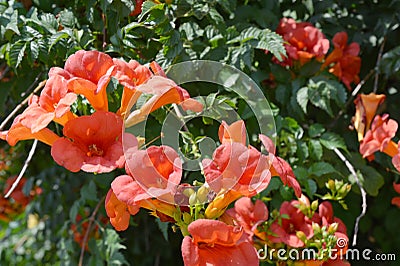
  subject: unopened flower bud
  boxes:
[189,192,198,205]
[328,222,339,234]
[197,186,209,204]
[183,188,195,198]
[338,184,351,195]
[312,222,321,234]
[327,179,336,191]
[296,231,307,243]
[311,200,319,211]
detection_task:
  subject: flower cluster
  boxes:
[1,50,200,174]
[353,93,400,207]
[1,49,350,265]
[273,18,361,90]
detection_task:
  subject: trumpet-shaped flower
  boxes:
[225,197,268,242]
[107,174,181,230]
[322,32,361,90]
[353,93,386,141]
[181,219,259,266]
[51,111,132,173]
[53,50,115,111]
[359,114,398,158]
[105,189,140,231]
[19,75,76,133]
[125,75,203,126]
[125,145,183,202]
[1,114,60,146]
[275,18,329,66]
[202,121,272,199]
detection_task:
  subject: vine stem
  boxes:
[78,195,106,266]
[0,79,46,131]
[4,139,38,198]
[333,148,367,246]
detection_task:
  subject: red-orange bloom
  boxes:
[125,145,182,202]
[275,18,329,66]
[392,141,400,172]
[125,75,203,126]
[19,75,76,132]
[53,50,115,111]
[268,200,314,248]
[105,189,140,231]
[391,182,400,207]
[359,114,398,159]
[260,134,302,197]
[202,121,271,198]
[1,114,60,146]
[322,32,361,90]
[225,197,268,242]
[129,0,144,16]
[353,93,386,141]
[181,219,259,266]
[51,111,133,173]
[112,58,152,116]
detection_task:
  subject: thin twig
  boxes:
[333,148,367,246]
[0,80,47,131]
[373,36,387,93]
[78,195,106,266]
[4,140,38,198]
[351,69,375,98]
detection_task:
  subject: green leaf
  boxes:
[296,86,309,113]
[156,219,169,241]
[380,45,400,77]
[308,124,325,138]
[348,153,385,196]
[5,10,20,35]
[309,139,323,160]
[320,132,347,151]
[307,80,333,117]
[80,180,98,202]
[8,41,26,69]
[227,27,286,61]
[309,162,336,177]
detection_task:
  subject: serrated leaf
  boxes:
[320,132,347,151]
[49,31,70,51]
[8,41,26,68]
[5,10,20,35]
[307,81,333,117]
[296,86,309,113]
[309,162,336,177]
[309,139,323,160]
[30,41,39,61]
[227,27,286,61]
